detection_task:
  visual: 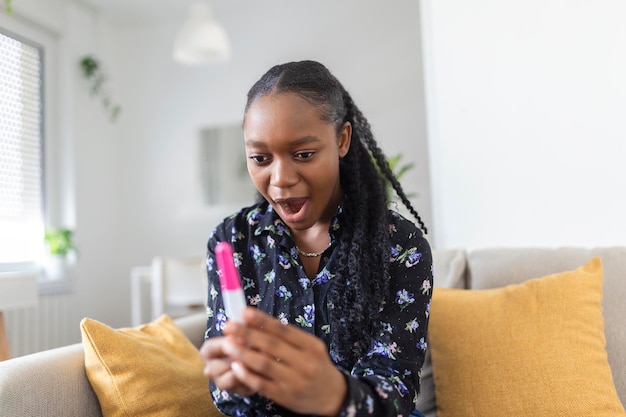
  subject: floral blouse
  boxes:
[205,201,433,417]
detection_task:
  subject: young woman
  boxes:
[200,60,432,417]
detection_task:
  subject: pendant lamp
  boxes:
[172,2,231,66]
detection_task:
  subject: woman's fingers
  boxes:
[229,360,291,401]
[224,307,317,353]
[200,338,228,376]
[244,308,313,348]
[199,337,255,396]
[199,335,226,359]
[223,334,290,377]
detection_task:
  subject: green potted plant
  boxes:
[43,228,76,280]
[373,153,417,203]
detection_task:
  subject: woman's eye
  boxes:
[249,155,269,164]
[295,152,315,160]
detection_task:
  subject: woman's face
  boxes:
[243,92,351,232]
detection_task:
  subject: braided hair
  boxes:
[244,60,427,360]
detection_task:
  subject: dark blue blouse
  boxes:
[205,201,433,417]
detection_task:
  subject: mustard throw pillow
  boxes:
[429,257,625,417]
[80,314,223,417]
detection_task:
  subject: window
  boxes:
[0,28,44,267]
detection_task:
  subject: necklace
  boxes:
[296,241,331,257]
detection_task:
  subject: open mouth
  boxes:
[276,198,307,216]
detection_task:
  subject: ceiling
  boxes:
[79,0,201,24]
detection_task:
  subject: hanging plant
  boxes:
[80,55,122,122]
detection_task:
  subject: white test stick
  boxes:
[215,242,247,323]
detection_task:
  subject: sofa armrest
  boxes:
[0,343,103,417]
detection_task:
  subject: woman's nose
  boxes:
[270,159,298,188]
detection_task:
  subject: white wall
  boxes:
[422,0,626,250]
[4,1,430,329]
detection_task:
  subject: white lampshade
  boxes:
[0,272,38,311]
[173,2,232,66]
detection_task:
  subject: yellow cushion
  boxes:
[429,257,626,417]
[80,314,223,417]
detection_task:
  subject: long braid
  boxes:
[343,93,428,234]
[332,102,389,358]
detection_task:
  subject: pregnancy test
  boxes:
[215,242,247,323]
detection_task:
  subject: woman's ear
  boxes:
[338,121,352,158]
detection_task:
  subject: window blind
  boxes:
[0,30,44,264]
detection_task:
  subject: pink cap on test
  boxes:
[215,242,242,291]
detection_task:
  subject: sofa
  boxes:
[1,247,624,417]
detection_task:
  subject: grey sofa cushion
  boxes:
[466,247,626,407]
[174,311,207,348]
[416,248,467,417]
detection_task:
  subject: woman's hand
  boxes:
[199,334,256,397]
[204,307,347,416]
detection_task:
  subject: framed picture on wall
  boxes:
[199,124,257,206]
